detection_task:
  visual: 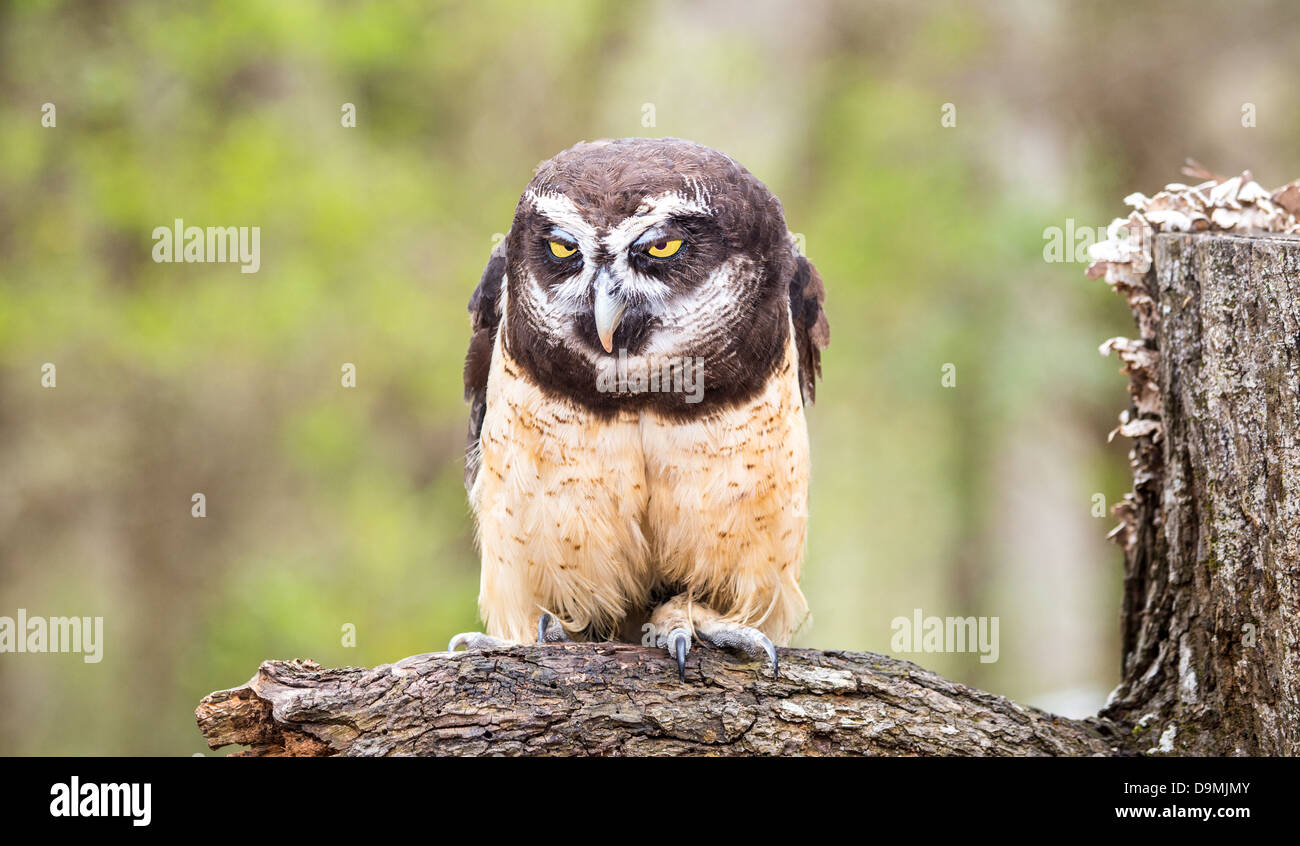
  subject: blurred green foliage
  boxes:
[3,0,1298,754]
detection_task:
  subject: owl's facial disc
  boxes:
[500,138,800,412]
[515,187,733,358]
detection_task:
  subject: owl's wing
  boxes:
[788,252,830,405]
[463,238,508,490]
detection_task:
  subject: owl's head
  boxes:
[482,137,825,417]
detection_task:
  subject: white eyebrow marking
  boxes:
[523,187,712,320]
[527,191,599,251]
[607,191,709,252]
[632,225,669,248]
[528,188,708,254]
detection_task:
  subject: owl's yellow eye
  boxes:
[548,240,578,259]
[646,239,683,259]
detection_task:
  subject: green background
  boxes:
[3,0,1297,754]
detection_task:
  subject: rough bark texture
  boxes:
[1101,232,1300,755]
[196,231,1299,756]
[196,645,1119,756]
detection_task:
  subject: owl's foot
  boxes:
[696,622,779,679]
[648,595,780,681]
[447,632,511,651]
[449,614,572,651]
[537,612,572,643]
[649,596,696,681]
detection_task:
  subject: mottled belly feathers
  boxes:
[469,315,811,645]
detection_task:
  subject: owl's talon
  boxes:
[537,613,572,643]
[448,631,512,651]
[658,627,692,682]
[698,626,780,679]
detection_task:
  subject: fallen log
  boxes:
[196,644,1120,756]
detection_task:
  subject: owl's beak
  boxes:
[593,269,627,353]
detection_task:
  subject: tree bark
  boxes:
[195,645,1119,756]
[196,231,1299,756]
[1100,232,1300,755]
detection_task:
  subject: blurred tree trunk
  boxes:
[1101,232,1300,755]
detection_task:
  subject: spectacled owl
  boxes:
[449,137,829,680]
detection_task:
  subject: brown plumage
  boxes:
[453,138,828,678]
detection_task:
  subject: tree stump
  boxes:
[1100,232,1300,755]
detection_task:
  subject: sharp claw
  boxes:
[697,626,779,678]
[741,629,779,678]
[663,627,691,682]
[537,614,552,644]
[448,633,468,652]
